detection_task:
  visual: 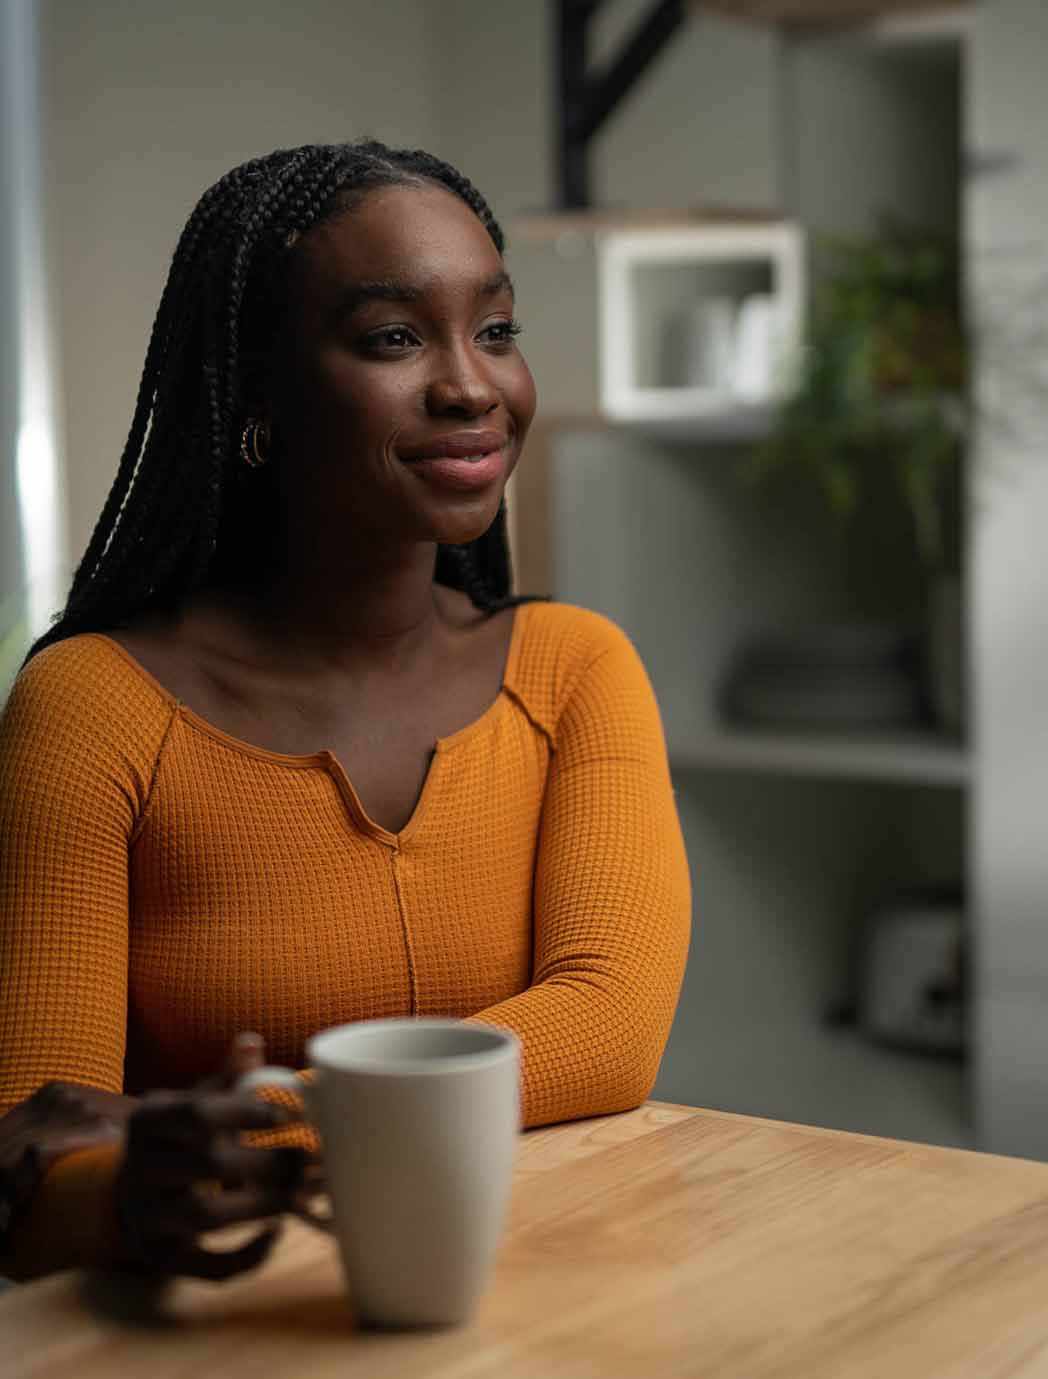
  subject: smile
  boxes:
[399,429,508,461]
[398,430,509,491]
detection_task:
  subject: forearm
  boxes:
[481,619,692,1129]
[468,923,689,1129]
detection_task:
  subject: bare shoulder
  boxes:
[106,608,204,704]
[106,590,256,707]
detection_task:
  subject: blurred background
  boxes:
[2,0,1047,1157]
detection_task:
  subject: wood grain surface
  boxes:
[6,1100,1048,1378]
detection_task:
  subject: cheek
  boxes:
[508,356,538,430]
[293,354,409,439]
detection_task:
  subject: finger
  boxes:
[183,1183,293,1233]
[130,1091,293,1142]
[143,1141,305,1191]
[228,1032,265,1078]
[167,1224,281,1282]
[196,1032,267,1094]
[119,1188,286,1261]
[301,1155,327,1192]
[197,1090,298,1133]
[211,1143,306,1192]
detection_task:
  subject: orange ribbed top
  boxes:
[0,600,690,1275]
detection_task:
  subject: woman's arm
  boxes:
[0,647,146,1112]
[0,646,312,1281]
[469,621,692,1128]
[0,642,163,1276]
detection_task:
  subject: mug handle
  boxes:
[235,1065,334,1234]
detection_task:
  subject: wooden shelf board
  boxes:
[670,726,969,787]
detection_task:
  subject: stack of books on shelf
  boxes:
[721,624,922,732]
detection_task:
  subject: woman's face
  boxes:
[267,181,536,553]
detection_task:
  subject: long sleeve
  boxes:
[0,640,171,1277]
[0,641,173,1110]
[469,620,692,1128]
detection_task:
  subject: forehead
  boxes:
[290,182,503,300]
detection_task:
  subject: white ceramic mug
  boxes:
[238,1017,520,1327]
[681,297,737,390]
[731,293,780,401]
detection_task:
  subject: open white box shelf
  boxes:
[597,224,805,441]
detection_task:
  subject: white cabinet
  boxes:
[597,224,805,440]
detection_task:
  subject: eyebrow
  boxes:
[337,269,515,317]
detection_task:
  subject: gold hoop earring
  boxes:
[240,417,271,469]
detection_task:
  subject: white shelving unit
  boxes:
[500,7,978,1152]
[542,415,971,1144]
[596,224,805,439]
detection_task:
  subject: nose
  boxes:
[425,342,499,419]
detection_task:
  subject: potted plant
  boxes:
[744,226,967,732]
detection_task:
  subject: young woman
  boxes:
[0,141,691,1281]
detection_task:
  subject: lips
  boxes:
[399,429,508,462]
[397,429,510,492]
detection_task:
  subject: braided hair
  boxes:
[28,140,528,661]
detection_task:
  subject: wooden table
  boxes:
[7,1101,1048,1377]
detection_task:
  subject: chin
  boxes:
[426,497,505,547]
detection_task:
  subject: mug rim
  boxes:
[307,1017,519,1077]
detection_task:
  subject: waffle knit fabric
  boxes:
[0,600,690,1277]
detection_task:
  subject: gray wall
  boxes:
[38,0,440,576]
[968,0,1048,1158]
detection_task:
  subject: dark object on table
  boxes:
[860,890,967,1058]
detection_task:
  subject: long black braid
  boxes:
[27,140,532,662]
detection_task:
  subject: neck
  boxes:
[236,536,456,669]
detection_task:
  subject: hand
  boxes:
[114,1034,307,1280]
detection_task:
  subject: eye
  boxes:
[478,319,524,348]
[363,325,421,353]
